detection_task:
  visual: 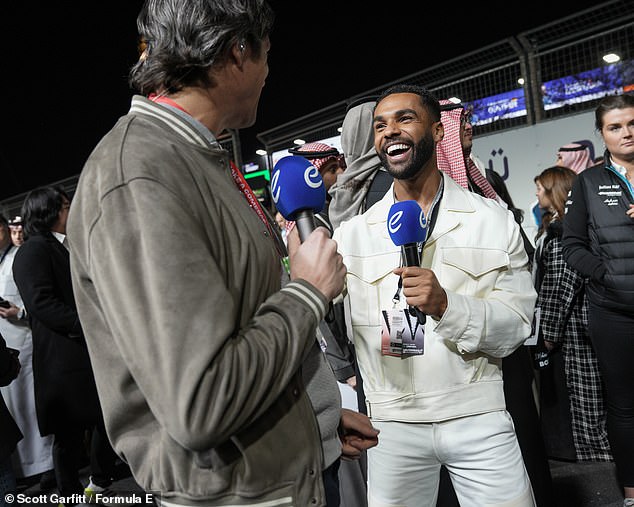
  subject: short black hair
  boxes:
[375,84,441,122]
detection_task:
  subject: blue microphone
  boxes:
[387,200,428,324]
[271,155,326,242]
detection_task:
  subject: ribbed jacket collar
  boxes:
[129,95,222,151]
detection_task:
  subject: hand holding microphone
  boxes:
[387,200,428,325]
[272,156,346,301]
[388,200,448,322]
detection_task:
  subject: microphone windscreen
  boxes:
[271,155,326,220]
[387,200,427,246]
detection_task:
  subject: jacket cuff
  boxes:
[332,364,356,383]
[280,280,328,323]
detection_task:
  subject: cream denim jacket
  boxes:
[333,172,536,422]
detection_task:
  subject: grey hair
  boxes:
[129,0,274,95]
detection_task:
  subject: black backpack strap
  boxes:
[363,170,393,211]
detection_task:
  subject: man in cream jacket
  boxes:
[332,84,537,507]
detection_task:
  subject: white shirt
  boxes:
[51,231,68,250]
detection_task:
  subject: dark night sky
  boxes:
[1,1,599,201]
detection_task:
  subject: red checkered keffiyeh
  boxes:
[296,142,341,173]
[466,156,498,201]
[436,100,498,201]
[284,142,341,236]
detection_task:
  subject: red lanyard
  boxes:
[148,94,277,242]
[148,93,190,114]
[229,161,274,233]
[230,160,287,258]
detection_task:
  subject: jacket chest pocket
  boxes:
[345,251,400,327]
[439,247,509,295]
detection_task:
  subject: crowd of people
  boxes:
[1,2,633,507]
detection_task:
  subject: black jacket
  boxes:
[562,155,634,313]
[12,232,102,435]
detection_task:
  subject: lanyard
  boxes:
[148,94,285,258]
[228,161,270,230]
[392,182,443,300]
[230,163,286,259]
[384,287,422,340]
[148,93,190,114]
[149,93,269,229]
[392,276,404,306]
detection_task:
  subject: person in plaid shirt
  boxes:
[532,166,611,465]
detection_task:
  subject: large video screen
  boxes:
[465,59,634,126]
[466,89,527,126]
[541,61,633,110]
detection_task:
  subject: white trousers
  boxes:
[367,411,535,507]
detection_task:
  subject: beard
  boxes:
[378,131,436,180]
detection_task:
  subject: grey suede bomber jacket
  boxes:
[68,96,335,507]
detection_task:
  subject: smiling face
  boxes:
[373,92,443,181]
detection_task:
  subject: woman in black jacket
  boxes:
[562,93,634,507]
